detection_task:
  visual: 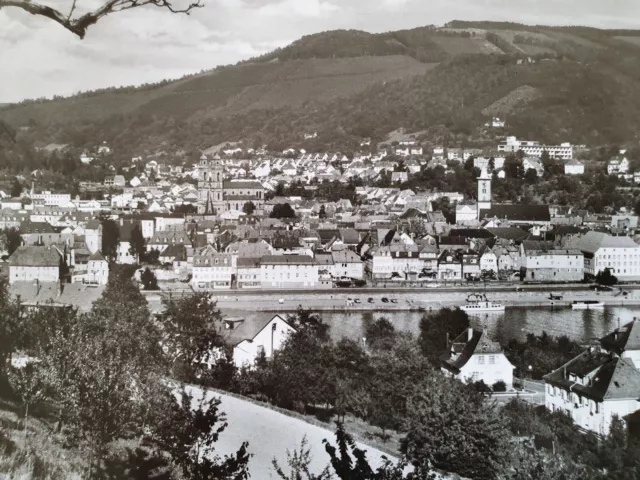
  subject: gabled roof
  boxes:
[545,351,640,402]
[224,314,292,346]
[441,328,505,374]
[19,221,55,235]
[9,246,62,267]
[600,319,640,355]
[89,251,107,262]
[487,227,530,242]
[449,228,495,240]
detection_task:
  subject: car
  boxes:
[390,298,398,304]
[381,297,389,303]
[354,298,361,304]
[368,297,375,303]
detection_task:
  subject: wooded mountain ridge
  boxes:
[2,20,640,159]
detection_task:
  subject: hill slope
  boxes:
[2,21,640,158]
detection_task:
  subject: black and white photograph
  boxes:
[1,0,640,478]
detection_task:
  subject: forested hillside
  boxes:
[2,21,640,160]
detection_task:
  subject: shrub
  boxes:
[493,380,507,392]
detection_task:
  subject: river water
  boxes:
[317,305,640,345]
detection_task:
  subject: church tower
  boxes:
[477,167,492,219]
[197,153,225,214]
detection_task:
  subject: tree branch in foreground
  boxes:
[0,0,203,39]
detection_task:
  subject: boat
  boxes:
[460,294,505,313]
[571,300,605,310]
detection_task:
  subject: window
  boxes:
[488,355,495,364]
[477,356,485,365]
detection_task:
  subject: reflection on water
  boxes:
[320,305,640,345]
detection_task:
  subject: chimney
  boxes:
[468,327,473,342]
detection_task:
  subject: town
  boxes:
[1,131,637,297]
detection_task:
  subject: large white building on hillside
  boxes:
[498,136,573,160]
[8,246,63,284]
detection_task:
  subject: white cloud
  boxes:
[1,0,639,102]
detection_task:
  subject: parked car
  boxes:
[381,297,389,303]
[368,297,374,303]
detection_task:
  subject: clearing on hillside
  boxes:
[482,85,542,117]
[614,36,640,47]
[431,35,500,55]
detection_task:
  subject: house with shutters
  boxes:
[544,348,640,435]
[441,327,515,389]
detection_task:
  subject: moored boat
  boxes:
[460,294,505,313]
[571,300,605,310]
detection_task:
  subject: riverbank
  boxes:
[147,285,640,314]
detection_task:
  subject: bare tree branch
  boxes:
[0,0,203,39]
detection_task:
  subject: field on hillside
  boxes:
[431,35,499,55]
[615,36,640,47]
[515,44,557,55]
[482,85,542,116]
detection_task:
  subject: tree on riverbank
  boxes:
[417,308,470,365]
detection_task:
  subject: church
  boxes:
[197,154,265,215]
[475,168,550,225]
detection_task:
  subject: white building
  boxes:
[192,253,235,291]
[8,246,62,284]
[223,314,296,368]
[564,159,584,175]
[544,349,640,435]
[565,231,640,280]
[366,244,424,280]
[260,255,319,289]
[237,258,262,289]
[84,219,102,255]
[498,136,573,160]
[441,327,515,389]
[31,191,72,207]
[330,250,364,280]
[86,251,109,285]
[455,204,478,222]
[608,155,629,175]
[479,249,498,274]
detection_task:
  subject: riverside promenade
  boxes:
[147,283,640,314]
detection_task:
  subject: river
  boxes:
[291,305,640,345]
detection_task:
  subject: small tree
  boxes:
[243,201,256,216]
[7,363,47,438]
[272,436,332,480]
[153,387,251,480]
[318,205,327,219]
[2,228,22,256]
[141,268,159,291]
[101,219,120,262]
[10,178,22,198]
[596,268,618,286]
[129,224,146,263]
[270,203,296,219]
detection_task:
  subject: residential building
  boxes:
[192,253,235,291]
[237,258,262,289]
[437,250,462,281]
[520,241,584,282]
[84,219,102,254]
[544,348,640,435]
[608,155,629,175]
[223,314,296,368]
[331,250,364,280]
[86,251,109,285]
[104,175,126,188]
[564,159,585,175]
[366,244,424,280]
[441,327,515,389]
[260,255,318,289]
[479,248,498,274]
[8,245,63,284]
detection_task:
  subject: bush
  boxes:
[492,380,507,392]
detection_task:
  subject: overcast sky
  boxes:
[1,0,639,103]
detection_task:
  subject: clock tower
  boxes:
[477,167,492,219]
[197,153,225,214]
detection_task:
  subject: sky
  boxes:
[1,0,640,103]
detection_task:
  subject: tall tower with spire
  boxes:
[477,167,492,219]
[197,153,225,214]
